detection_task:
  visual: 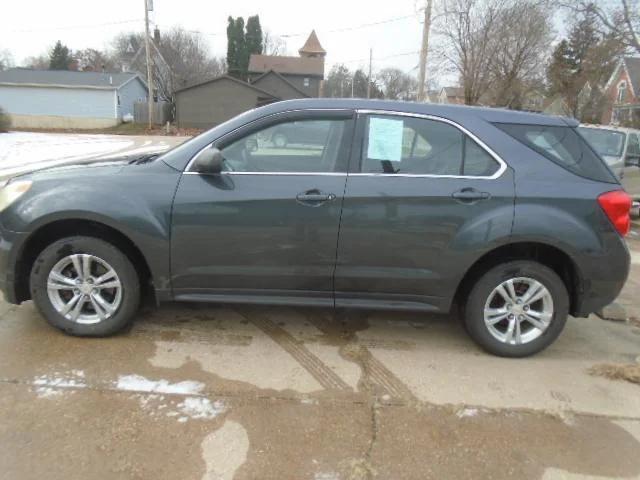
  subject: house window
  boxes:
[117,95,121,106]
[617,81,627,103]
[303,77,310,87]
[613,108,620,124]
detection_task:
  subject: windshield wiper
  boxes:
[129,153,160,165]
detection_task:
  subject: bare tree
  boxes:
[433,0,506,105]
[376,68,418,100]
[488,1,554,108]
[112,27,225,101]
[562,0,640,53]
[74,48,116,72]
[263,30,287,56]
[0,49,13,71]
[22,54,49,70]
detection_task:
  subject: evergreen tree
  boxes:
[226,17,248,79]
[245,15,263,57]
[234,17,247,80]
[567,9,599,73]
[546,40,574,97]
[49,40,71,70]
[226,17,238,77]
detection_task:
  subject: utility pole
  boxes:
[144,0,154,129]
[367,48,373,99]
[417,0,433,103]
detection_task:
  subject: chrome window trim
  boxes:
[355,109,508,180]
[183,108,509,180]
[183,171,347,176]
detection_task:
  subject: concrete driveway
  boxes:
[1,257,639,480]
[0,133,639,479]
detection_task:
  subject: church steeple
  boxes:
[299,30,326,58]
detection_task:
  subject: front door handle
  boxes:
[452,188,491,203]
[296,189,336,205]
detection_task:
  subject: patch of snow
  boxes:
[0,132,174,178]
[115,374,205,395]
[456,407,479,418]
[34,387,64,398]
[0,132,133,174]
[174,397,226,421]
[32,370,87,398]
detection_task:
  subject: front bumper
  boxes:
[0,226,29,305]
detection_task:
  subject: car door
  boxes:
[622,132,640,198]
[170,110,354,305]
[334,112,515,312]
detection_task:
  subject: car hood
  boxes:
[9,152,163,183]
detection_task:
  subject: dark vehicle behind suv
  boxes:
[0,99,631,357]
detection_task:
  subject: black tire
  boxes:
[30,236,140,337]
[464,260,569,357]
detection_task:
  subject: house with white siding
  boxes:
[0,68,147,129]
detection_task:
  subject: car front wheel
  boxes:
[30,236,140,336]
[464,260,569,357]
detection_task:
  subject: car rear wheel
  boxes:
[30,236,140,336]
[464,260,569,357]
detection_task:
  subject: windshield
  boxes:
[577,127,626,158]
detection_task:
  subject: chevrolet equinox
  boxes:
[0,99,631,357]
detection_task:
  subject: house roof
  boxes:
[299,30,326,56]
[624,57,640,97]
[604,56,640,97]
[441,87,464,98]
[0,68,143,90]
[175,74,280,99]
[251,70,310,98]
[248,55,324,77]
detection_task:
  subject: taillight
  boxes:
[598,190,632,236]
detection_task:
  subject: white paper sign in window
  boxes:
[367,117,404,161]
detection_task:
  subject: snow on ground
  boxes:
[32,370,87,398]
[0,131,177,178]
[116,374,205,395]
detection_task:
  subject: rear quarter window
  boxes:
[494,123,617,183]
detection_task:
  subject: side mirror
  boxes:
[192,147,224,174]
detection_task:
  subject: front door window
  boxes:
[220,119,347,173]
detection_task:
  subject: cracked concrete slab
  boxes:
[1,241,640,478]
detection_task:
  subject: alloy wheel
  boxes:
[46,254,123,324]
[483,277,554,345]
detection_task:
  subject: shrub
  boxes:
[0,106,10,132]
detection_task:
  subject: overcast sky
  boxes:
[0,0,427,74]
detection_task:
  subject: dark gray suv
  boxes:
[0,99,631,357]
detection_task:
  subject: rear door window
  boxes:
[361,115,500,177]
[495,123,617,183]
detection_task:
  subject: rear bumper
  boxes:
[572,232,630,317]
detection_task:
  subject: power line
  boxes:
[7,19,143,34]
[280,13,417,38]
[160,12,418,39]
[340,50,420,65]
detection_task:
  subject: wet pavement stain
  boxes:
[0,302,639,479]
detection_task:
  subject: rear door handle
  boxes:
[452,188,491,202]
[296,190,336,205]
